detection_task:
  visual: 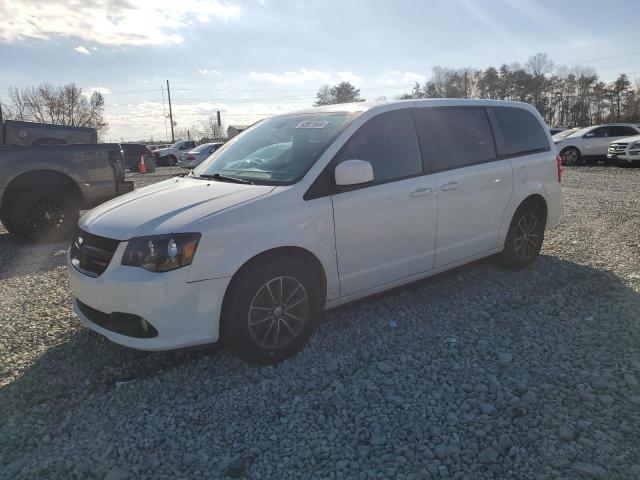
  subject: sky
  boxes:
[1,0,640,142]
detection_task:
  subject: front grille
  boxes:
[76,300,158,338]
[70,229,120,277]
[608,143,628,153]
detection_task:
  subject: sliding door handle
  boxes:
[440,181,460,191]
[410,187,434,197]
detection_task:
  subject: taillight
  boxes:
[187,155,195,160]
[556,154,563,182]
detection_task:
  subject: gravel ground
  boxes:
[1,166,639,480]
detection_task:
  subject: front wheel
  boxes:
[500,201,546,269]
[222,257,322,364]
[560,147,580,166]
[7,188,79,243]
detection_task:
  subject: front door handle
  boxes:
[440,181,460,191]
[410,187,434,197]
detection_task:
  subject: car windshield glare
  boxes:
[193,112,359,184]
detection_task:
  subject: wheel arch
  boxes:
[2,169,83,209]
[224,246,328,304]
[498,190,550,248]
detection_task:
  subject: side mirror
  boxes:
[335,159,374,186]
[583,132,595,138]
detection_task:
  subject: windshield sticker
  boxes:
[295,120,330,129]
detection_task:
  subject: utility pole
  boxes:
[166,80,175,143]
[161,84,169,142]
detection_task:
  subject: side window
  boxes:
[590,127,610,138]
[414,107,496,171]
[493,107,549,157]
[335,110,422,184]
[610,126,638,137]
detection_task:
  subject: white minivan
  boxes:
[68,99,563,364]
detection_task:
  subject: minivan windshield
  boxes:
[193,112,359,184]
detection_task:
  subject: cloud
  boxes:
[250,69,331,85]
[197,69,222,76]
[336,71,362,86]
[85,86,111,97]
[74,46,90,55]
[383,70,427,86]
[0,0,241,46]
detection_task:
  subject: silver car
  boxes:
[178,142,224,168]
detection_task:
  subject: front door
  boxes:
[331,109,438,296]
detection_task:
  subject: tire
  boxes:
[168,155,177,166]
[500,200,546,269]
[560,147,580,166]
[7,188,79,243]
[0,211,15,234]
[222,257,322,365]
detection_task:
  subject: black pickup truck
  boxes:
[0,121,133,243]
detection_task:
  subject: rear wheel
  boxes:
[7,188,79,243]
[560,147,580,166]
[222,257,322,364]
[501,201,546,269]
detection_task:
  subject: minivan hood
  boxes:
[79,177,275,240]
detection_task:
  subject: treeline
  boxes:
[2,83,107,134]
[399,53,640,127]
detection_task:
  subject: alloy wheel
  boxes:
[248,276,309,350]
[562,149,578,166]
[513,212,541,260]
[25,197,65,233]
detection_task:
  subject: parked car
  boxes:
[178,142,224,168]
[553,123,640,165]
[608,134,640,167]
[121,143,156,172]
[154,140,197,166]
[68,99,562,364]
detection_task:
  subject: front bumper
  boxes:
[68,243,231,351]
[611,151,640,164]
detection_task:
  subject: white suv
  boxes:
[553,123,640,165]
[607,134,640,167]
[155,140,197,166]
[68,99,563,364]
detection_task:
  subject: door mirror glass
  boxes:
[335,159,374,186]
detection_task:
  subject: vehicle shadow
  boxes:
[0,231,69,280]
[2,254,639,418]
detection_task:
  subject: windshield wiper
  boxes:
[199,173,254,185]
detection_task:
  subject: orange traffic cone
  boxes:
[138,155,147,174]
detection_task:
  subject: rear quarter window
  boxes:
[494,107,550,157]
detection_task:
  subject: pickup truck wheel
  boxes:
[222,258,321,365]
[8,188,79,243]
[0,211,15,234]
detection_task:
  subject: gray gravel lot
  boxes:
[1,166,639,479]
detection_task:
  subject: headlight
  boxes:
[629,141,640,149]
[122,233,201,272]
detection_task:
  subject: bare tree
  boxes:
[201,113,226,141]
[6,83,107,134]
